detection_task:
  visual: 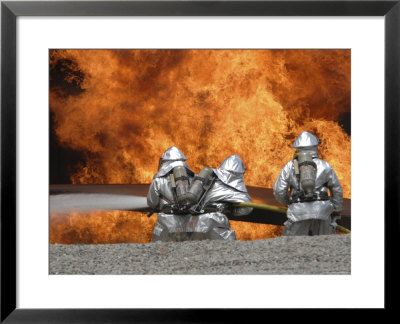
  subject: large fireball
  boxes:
[50,49,351,243]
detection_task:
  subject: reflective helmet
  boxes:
[292,131,320,149]
[213,154,247,192]
[155,146,194,178]
[160,146,187,162]
[219,154,246,174]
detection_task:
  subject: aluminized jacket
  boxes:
[148,176,252,241]
[189,176,252,241]
[147,160,196,242]
[148,152,254,241]
[147,160,250,242]
[147,161,194,209]
[203,171,253,216]
[206,154,253,216]
[147,169,252,241]
[273,157,343,224]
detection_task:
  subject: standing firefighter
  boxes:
[184,154,253,241]
[273,131,343,236]
[147,146,195,242]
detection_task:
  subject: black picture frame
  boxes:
[1,0,398,321]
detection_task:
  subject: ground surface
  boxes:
[49,234,350,275]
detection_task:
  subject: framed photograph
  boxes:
[1,0,398,321]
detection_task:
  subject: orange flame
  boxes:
[50,211,156,244]
[50,49,350,244]
[49,210,283,244]
[50,49,350,196]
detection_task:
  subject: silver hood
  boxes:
[161,146,187,162]
[219,154,246,173]
[292,131,320,148]
[212,155,248,192]
[212,169,247,192]
[154,146,193,178]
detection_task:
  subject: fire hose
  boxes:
[232,202,351,234]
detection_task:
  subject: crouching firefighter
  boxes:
[182,154,253,241]
[147,146,196,242]
[273,131,343,236]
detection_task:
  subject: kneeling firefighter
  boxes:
[182,154,253,241]
[147,146,196,242]
[273,131,343,236]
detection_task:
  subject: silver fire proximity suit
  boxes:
[187,154,253,241]
[147,146,195,242]
[273,131,343,236]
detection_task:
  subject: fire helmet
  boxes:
[219,154,246,174]
[155,146,194,178]
[160,146,187,162]
[212,154,248,192]
[292,131,320,149]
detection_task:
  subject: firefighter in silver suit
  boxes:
[186,154,253,241]
[273,131,343,236]
[147,146,195,242]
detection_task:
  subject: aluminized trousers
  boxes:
[152,212,236,242]
[282,218,336,236]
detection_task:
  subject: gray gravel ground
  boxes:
[49,234,350,275]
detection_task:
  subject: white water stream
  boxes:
[50,193,149,213]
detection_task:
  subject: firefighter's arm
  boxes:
[147,180,161,211]
[273,163,291,206]
[327,167,343,212]
[231,192,253,216]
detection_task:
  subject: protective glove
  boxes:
[330,212,341,228]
